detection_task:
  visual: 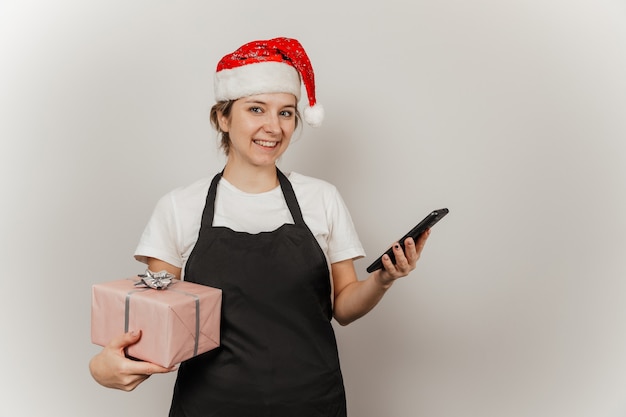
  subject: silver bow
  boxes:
[136,269,175,290]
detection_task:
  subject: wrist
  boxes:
[373,270,395,290]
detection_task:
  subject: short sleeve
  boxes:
[325,187,365,264]
[134,193,184,268]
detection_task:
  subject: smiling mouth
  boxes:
[254,139,279,148]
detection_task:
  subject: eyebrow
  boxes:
[243,99,296,109]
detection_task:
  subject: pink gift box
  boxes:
[91,277,222,368]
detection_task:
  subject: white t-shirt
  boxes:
[134,171,365,279]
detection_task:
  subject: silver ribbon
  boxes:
[126,272,201,359]
[136,269,175,290]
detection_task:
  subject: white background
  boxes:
[1,1,626,416]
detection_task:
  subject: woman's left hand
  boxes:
[332,228,431,325]
[376,229,431,287]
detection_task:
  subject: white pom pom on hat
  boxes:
[214,37,324,127]
[303,104,324,127]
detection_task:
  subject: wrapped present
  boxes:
[91,271,222,368]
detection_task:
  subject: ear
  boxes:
[217,111,230,133]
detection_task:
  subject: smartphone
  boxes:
[366,208,449,273]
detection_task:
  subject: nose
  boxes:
[263,114,280,134]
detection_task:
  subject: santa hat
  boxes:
[214,37,324,127]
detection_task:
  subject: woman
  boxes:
[89,37,430,417]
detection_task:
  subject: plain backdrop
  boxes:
[1,1,626,416]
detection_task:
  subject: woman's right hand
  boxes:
[89,330,176,391]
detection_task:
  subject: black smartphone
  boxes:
[366,208,449,273]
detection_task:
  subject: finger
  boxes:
[392,243,409,270]
[112,358,175,392]
[119,350,178,375]
[132,361,178,376]
[113,374,150,391]
[414,229,431,254]
[109,330,142,350]
[117,350,177,376]
[403,237,419,264]
[118,373,151,392]
[380,252,397,273]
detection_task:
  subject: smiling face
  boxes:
[218,93,298,170]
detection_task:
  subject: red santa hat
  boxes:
[214,37,324,127]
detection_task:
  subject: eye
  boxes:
[280,109,294,118]
[249,106,263,114]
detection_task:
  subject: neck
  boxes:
[222,162,279,193]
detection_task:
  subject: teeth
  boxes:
[255,140,277,148]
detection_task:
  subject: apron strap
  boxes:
[276,168,306,226]
[199,167,306,230]
[199,171,222,230]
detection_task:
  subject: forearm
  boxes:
[147,257,182,279]
[333,271,393,326]
[331,232,430,325]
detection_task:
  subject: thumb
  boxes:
[110,330,142,349]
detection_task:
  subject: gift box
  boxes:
[91,274,222,368]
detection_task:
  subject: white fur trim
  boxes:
[214,61,301,101]
[304,104,324,127]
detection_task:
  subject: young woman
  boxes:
[89,37,430,417]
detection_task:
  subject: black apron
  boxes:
[169,169,347,417]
